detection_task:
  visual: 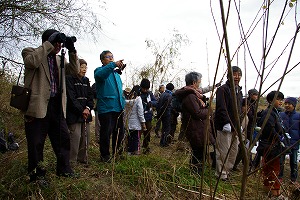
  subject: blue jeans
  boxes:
[279,149,298,182]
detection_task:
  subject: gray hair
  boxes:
[185,71,202,86]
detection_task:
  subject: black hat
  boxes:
[42,29,58,43]
[248,89,258,96]
[166,83,174,91]
[285,97,297,107]
[140,78,150,89]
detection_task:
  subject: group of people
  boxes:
[21,29,299,198]
[211,66,300,198]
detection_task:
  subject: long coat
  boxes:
[175,86,212,147]
[22,41,79,118]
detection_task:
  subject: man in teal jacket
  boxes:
[94,50,126,162]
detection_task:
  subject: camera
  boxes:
[56,33,77,43]
[114,64,126,75]
[66,36,77,43]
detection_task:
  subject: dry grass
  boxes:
[1,115,300,199]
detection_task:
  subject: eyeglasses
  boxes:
[104,55,113,59]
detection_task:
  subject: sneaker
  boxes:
[215,172,228,181]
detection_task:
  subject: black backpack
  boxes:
[171,93,182,112]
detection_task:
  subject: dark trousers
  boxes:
[279,149,298,181]
[155,118,161,134]
[25,96,72,180]
[98,112,124,158]
[160,115,171,146]
[142,120,152,149]
[127,130,140,153]
[190,144,205,172]
[169,111,179,138]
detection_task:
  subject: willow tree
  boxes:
[138,29,190,91]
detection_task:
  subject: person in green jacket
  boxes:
[94,50,126,162]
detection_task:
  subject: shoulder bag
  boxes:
[10,66,35,112]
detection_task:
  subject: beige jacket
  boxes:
[22,41,79,118]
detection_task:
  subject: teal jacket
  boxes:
[94,62,125,114]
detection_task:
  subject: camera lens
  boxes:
[58,33,66,43]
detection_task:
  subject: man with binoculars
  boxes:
[21,29,80,186]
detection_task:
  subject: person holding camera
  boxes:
[22,29,80,185]
[94,50,126,162]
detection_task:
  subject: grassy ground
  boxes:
[1,116,300,199]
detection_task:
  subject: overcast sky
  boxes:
[76,0,300,97]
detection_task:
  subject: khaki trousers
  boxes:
[68,122,90,163]
[215,130,239,179]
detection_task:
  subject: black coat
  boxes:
[66,75,94,124]
[214,80,243,131]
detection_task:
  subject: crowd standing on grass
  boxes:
[21,29,80,186]
[154,84,165,138]
[256,91,286,197]
[214,66,243,181]
[278,97,300,185]
[175,72,214,174]
[139,78,157,154]
[157,82,174,147]
[94,50,126,163]
[66,58,94,165]
[124,85,146,155]
[16,28,300,198]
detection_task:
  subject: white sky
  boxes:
[75,0,300,98]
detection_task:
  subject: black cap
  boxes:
[42,29,58,43]
[140,78,150,89]
[166,83,174,91]
[248,89,258,96]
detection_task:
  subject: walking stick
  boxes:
[84,119,88,164]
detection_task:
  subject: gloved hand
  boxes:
[48,32,65,45]
[65,36,76,52]
[222,123,231,132]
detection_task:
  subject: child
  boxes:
[279,97,300,185]
[124,85,146,155]
[256,91,285,197]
